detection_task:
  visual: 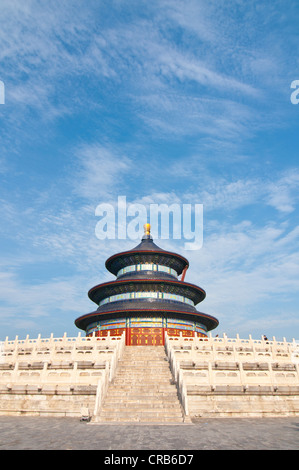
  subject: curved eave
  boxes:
[75,307,219,332]
[88,278,206,305]
[105,249,189,276]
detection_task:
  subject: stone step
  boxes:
[110,379,176,392]
[121,356,167,359]
[115,372,170,377]
[106,391,178,398]
[121,351,166,354]
[114,368,171,374]
[110,386,176,391]
[97,407,182,414]
[115,368,170,371]
[117,361,170,366]
[112,377,174,384]
[122,351,166,354]
[105,391,178,399]
[109,380,175,387]
[118,363,169,368]
[117,372,170,376]
[115,367,171,371]
[113,371,173,378]
[98,410,183,419]
[121,352,166,356]
[116,370,170,374]
[121,355,167,358]
[119,361,168,366]
[101,402,182,410]
[98,414,184,422]
[107,386,177,393]
[113,373,172,379]
[97,416,184,423]
[118,358,169,369]
[119,365,169,369]
[113,376,172,381]
[95,345,185,423]
[103,403,180,410]
[109,386,176,392]
[95,416,185,423]
[104,397,179,404]
[120,352,167,355]
[98,397,180,407]
[116,366,170,370]
[103,392,180,400]
[114,365,171,371]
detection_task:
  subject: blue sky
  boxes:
[0,0,298,341]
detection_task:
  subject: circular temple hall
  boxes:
[75,224,218,345]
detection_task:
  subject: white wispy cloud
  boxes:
[0,270,92,337]
[183,221,299,337]
[72,143,132,200]
[266,170,299,213]
[129,168,299,215]
[0,0,290,149]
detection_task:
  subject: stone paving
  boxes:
[0,416,298,450]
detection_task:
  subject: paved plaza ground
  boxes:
[0,416,298,451]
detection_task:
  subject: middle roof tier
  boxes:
[88,278,206,306]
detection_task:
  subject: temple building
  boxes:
[75,224,218,345]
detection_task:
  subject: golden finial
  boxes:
[143,223,151,235]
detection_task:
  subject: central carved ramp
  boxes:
[94,346,185,423]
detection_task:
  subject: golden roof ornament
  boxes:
[143,223,151,236]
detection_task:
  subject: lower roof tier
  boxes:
[74,303,219,332]
[85,315,209,338]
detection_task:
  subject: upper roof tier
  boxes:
[105,224,189,276]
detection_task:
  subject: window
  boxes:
[99,291,194,306]
[117,264,177,277]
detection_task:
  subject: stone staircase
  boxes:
[93,346,188,423]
